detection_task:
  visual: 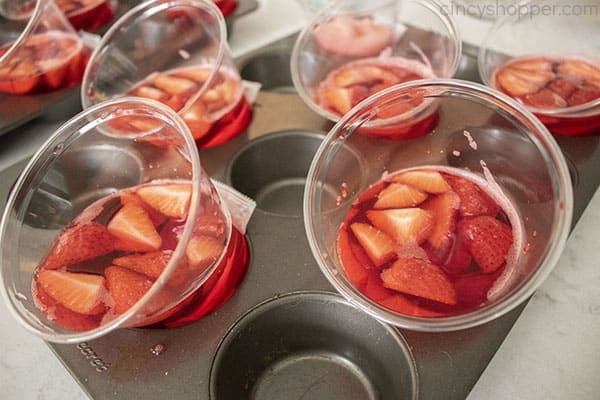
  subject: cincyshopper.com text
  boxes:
[440,1,599,20]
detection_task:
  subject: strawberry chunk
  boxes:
[134,85,169,102]
[320,86,370,115]
[366,208,433,244]
[547,78,578,100]
[373,183,428,209]
[105,265,153,315]
[457,216,513,273]
[137,183,192,219]
[120,191,167,227]
[41,222,116,270]
[338,227,369,287]
[557,59,600,87]
[333,65,398,88]
[390,170,451,194]
[153,74,197,95]
[185,235,225,274]
[444,173,500,218]
[380,257,456,305]
[112,251,189,288]
[496,67,554,97]
[36,270,107,315]
[568,85,600,107]
[350,222,396,267]
[173,66,212,83]
[523,88,567,109]
[509,58,553,72]
[422,190,460,262]
[107,203,162,252]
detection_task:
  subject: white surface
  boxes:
[2,1,600,399]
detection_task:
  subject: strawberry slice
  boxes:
[153,74,197,95]
[457,216,513,273]
[105,265,153,315]
[422,190,460,262]
[547,78,579,100]
[557,59,600,87]
[366,208,433,244]
[120,191,167,227]
[137,183,192,219]
[112,251,189,288]
[41,222,116,270]
[333,65,398,88]
[320,86,370,115]
[496,67,554,97]
[134,85,169,102]
[338,227,369,287]
[509,58,553,72]
[107,203,162,252]
[36,270,107,315]
[357,181,387,204]
[350,222,396,267]
[380,257,456,305]
[373,183,428,209]
[174,67,212,83]
[523,88,567,109]
[185,235,225,274]
[216,79,239,104]
[568,85,600,107]
[182,101,213,140]
[444,173,500,218]
[390,170,451,194]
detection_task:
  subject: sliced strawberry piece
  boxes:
[41,222,116,270]
[216,79,239,104]
[350,222,396,267]
[107,203,162,252]
[557,59,600,87]
[320,86,370,115]
[38,58,68,89]
[547,78,579,100]
[509,58,553,72]
[105,265,153,315]
[523,88,567,109]
[36,270,107,315]
[182,101,213,140]
[153,74,197,95]
[185,235,225,274]
[174,66,212,83]
[367,208,433,244]
[441,235,472,276]
[422,190,460,262]
[457,216,513,273]
[112,251,189,288]
[134,85,169,102]
[0,60,40,94]
[373,183,428,209]
[338,227,369,287]
[496,67,554,97]
[137,183,192,219]
[390,170,451,194]
[444,173,500,218]
[333,65,398,88]
[120,191,167,227]
[379,293,445,317]
[357,180,387,204]
[568,85,600,107]
[380,257,456,305]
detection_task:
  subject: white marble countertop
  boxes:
[1,1,599,399]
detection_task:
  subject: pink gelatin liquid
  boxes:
[316,58,439,139]
[0,31,87,95]
[32,180,249,332]
[337,166,523,317]
[56,0,117,32]
[492,55,600,136]
[115,65,251,149]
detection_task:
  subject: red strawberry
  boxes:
[373,183,428,209]
[444,173,500,218]
[390,170,451,194]
[568,85,600,107]
[379,294,445,317]
[35,270,107,315]
[41,222,116,270]
[357,181,387,204]
[338,227,369,287]
[422,191,460,262]
[120,191,167,227]
[105,265,153,315]
[333,65,398,88]
[509,58,553,72]
[453,272,500,307]
[523,88,567,109]
[134,85,169,102]
[216,79,239,104]
[350,222,396,267]
[137,183,192,219]
[366,208,433,244]
[153,74,197,95]
[185,235,225,274]
[112,251,189,288]
[320,86,370,115]
[457,216,513,273]
[557,59,600,87]
[380,257,456,305]
[547,78,579,100]
[107,203,162,252]
[441,235,472,276]
[496,67,554,97]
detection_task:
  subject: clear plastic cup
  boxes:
[478,0,600,136]
[0,0,88,95]
[0,97,250,343]
[291,0,461,131]
[304,79,573,332]
[81,0,252,149]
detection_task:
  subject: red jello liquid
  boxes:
[492,56,600,136]
[56,0,117,32]
[0,31,87,95]
[114,65,251,148]
[316,58,438,139]
[337,166,522,317]
[213,0,237,17]
[32,181,249,331]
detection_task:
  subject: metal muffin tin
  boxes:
[1,30,600,400]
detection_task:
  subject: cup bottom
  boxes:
[537,112,600,136]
